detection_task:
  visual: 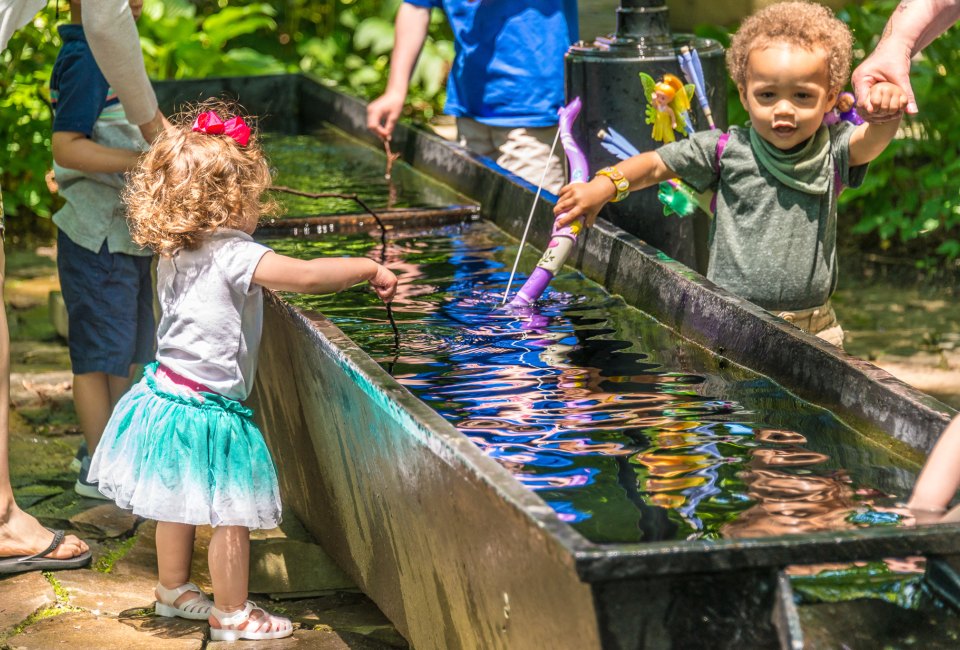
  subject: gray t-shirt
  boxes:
[155,229,271,400]
[657,123,867,310]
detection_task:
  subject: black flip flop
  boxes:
[0,528,91,576]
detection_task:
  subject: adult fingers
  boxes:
[853,73,878,113]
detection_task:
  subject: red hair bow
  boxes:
[191,111,250,147]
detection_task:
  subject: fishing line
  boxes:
[501,127,562,306]
[268,184,401,351]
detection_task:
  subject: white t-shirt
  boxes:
[156,229,271,400]
[0,0,44,51]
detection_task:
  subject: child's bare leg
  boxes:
[107,365,138,405]
[208,525,288,634]
[209,525,250,611]
[909,415,960,518]
[73,372,113,453]
[76,367,137,455]
[155,521,199,605]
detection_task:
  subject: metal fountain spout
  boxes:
[601,0,673,52]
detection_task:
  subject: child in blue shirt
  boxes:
[50,0,153,499]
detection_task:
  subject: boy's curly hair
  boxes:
[727,1,853,92]
[124,99,280,256]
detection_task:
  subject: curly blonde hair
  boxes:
[727,1,853,92]
[124,99,279,256]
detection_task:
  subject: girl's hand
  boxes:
[553,178,617,229]
[370,263,398,303]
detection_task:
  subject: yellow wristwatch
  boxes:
[595,166,630,202]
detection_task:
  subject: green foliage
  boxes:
[1,10,57,226]
[295,0,452,121]
[840,0,960,268]
[2,1,452,232]
[138,1,288,80]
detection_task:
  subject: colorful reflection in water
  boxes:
[266,222,917,545]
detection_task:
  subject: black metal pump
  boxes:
[565,0,727,273]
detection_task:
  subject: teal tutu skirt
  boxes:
[88,363,281,529]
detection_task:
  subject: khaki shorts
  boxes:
[772,301,844,348]
[456,117,565,193]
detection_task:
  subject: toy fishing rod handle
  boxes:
[510,182,586,307]
[509,97,588,308]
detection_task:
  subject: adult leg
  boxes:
[492,125,565,193]
[0,240,88,559]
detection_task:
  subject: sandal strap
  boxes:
[155,581,203,604]
[211,601,254,627]
[21,529,64,562]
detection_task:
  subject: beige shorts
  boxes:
[772,301,844,348]
[456,117,565,193]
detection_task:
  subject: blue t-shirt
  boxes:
[405,0,578,127]
[49,24,149,257]
[50,24,118,135]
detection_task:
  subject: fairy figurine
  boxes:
[640,72,696,143]
[823,91,864,126]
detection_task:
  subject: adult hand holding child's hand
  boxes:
[553,179,616,229]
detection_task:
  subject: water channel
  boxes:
[262,127,960,641]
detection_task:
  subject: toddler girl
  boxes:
[88,101,398,642]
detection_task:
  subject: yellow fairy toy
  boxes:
[640,73,695,143]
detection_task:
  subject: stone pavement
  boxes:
[1,249,406,650]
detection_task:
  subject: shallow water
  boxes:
[263,222,919,547]
[265,130,472,217]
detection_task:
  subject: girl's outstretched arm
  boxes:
[252,253,398,302]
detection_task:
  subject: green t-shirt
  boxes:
[657,123,867,311]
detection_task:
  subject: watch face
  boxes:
[617,179,629,191]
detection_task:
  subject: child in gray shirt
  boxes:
[554,1,906,347]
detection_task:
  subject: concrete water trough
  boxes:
[156,75,960,649]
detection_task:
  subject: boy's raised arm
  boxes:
[849,81,907,166]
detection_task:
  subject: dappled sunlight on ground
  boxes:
[834,275,960,408]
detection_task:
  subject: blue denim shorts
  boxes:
[57,230,155,376]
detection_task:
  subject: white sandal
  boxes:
[154,582,214,620]
[209,600,293,642]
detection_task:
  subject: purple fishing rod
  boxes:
[509,97,589,307]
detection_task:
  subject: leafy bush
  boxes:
[841,0,960,268]
[295,0,453,121]
[2,1,452,232]
[1,10,58,228]
[138,1,287,80]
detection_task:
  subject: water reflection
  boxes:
[267,223,915,545]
